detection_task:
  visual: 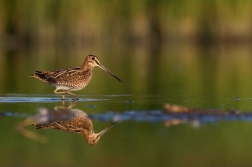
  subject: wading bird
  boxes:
[29,55,122,100]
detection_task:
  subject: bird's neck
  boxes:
[81,62,94,71]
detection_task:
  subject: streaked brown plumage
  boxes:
[29,55,122,100]
[31,108,117,145]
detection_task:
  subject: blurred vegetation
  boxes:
[0,0,252,49]
[1,1,252,166]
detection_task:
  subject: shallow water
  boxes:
[2,44,252,167]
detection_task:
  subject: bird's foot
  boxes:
[72,97,79,101]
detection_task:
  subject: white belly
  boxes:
[55,85,86,91]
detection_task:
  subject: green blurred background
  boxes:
[1,1,252,167]
[1,0,252,48]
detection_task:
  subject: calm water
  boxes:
[1,44,252,167]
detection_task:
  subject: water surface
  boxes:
[1,44,252,167]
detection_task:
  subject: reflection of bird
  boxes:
[31,108,117,145]
[29,55,122,100]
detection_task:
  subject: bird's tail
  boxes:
[29,71,48,83]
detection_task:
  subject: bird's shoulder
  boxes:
[51,66,82,78]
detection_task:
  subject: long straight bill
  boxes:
[98,64,122,82]
[97,122,118,137]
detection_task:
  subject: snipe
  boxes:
[29,55,122,100]
[16,106,117,144]
[32,108,117,145]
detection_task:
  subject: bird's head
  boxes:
[84,55,122,82]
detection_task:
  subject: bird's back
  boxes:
[32,109,93,134]
[29,66,93,90]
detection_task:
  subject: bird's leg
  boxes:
[66,91,79,100]
[54,89,79,100]
[54,89,67,100]
[66,101,77,108]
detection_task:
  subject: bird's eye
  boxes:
[92,57,95,60]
